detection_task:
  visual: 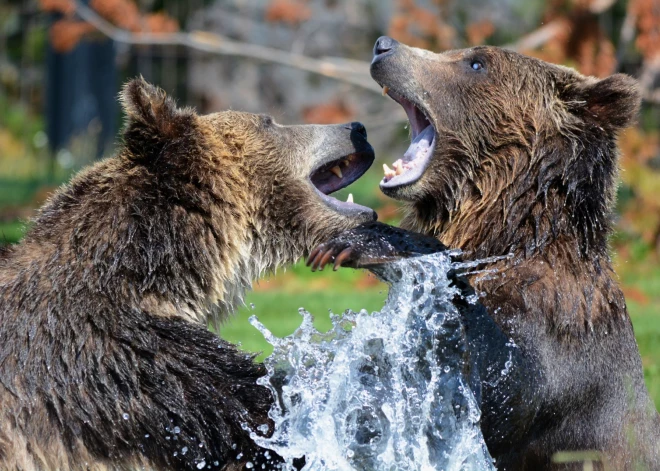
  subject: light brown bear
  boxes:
[0,78,375,470]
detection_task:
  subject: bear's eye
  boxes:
[470,60,484,71]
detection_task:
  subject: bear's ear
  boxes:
[578,74,641,131]
[120,77,193,158]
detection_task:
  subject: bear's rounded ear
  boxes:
[580,74,641,131]
[120,77,194,158]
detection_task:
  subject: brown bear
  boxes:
[0,77,375,470]
[309,38,660,469]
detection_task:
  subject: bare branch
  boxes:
[72,1,380,93]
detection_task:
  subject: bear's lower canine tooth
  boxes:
[383,163,395,177]
[330,166,343,178]
[347,193,354,203]
[382,86,390,96]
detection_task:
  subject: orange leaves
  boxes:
[265,0,311,25]
[143,12,179,35]
[466,20,495,46]
[89,0,141,32]
[617,127,660,258]
[50,20,96,53]
[89,0,179,34]
[522,5,616,77]
[572,19,617,77]
[630,0,660,60]
[302,101,353,125]
[388,0,455,50]
[41,0,179,53]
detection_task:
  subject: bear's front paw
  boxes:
[307,221,447,271]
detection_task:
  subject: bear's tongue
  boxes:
[404,123,434,162]
[383,123,435,183]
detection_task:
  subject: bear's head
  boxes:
[370,38,640,257]
[120,78,376,268]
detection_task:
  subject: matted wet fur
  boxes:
[312,40,660,469]
[0,78,375,470]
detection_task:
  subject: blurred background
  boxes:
[1,0,659,404]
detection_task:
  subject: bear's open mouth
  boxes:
[381,88,436,189]
[310,150,375,218]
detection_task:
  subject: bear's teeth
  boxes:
[347,193,354,203]
[393,159,405,176]
[330,166,343,178]
[383,163,395,178]
[382,86,390,96]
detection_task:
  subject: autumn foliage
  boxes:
[302,101,353,125]
[35,0,660,263]
[265,0,311,25]
[388,0,455,50]
[39,0,179,53]
[631,0,660,60]
[49,19,96,53]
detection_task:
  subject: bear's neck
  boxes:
[407,140,618,264]
[403,140,626,329]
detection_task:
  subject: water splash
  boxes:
[249,253,495,470]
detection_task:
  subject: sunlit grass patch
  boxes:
[218,286,387,361]
[0,220,26,244]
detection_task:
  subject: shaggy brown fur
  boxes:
[312,40,660,469]
[0,78,374,470]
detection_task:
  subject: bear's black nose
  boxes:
[373,36,399,57]
[350,122,367,139]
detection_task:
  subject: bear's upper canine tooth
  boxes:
[330,166,343,178]
[382,86,390,97]
[347,193,354,203]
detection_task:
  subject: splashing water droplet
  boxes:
[122,413,129,420]
[258,424,269,434]
[249,253,495,470]
[196,460,207,469]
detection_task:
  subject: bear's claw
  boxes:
[308,221,448,272]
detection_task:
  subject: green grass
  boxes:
[217,260,387,359]
[219,287,387,360]
[0,220,27,244]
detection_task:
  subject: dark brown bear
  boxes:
[310,39,660,469]
[0,78,375,470]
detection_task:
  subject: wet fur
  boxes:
[0,78,370,470]
[373,44,660,469]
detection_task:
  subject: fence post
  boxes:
[46,2,117,160]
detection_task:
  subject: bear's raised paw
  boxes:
[307,221,447,271]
